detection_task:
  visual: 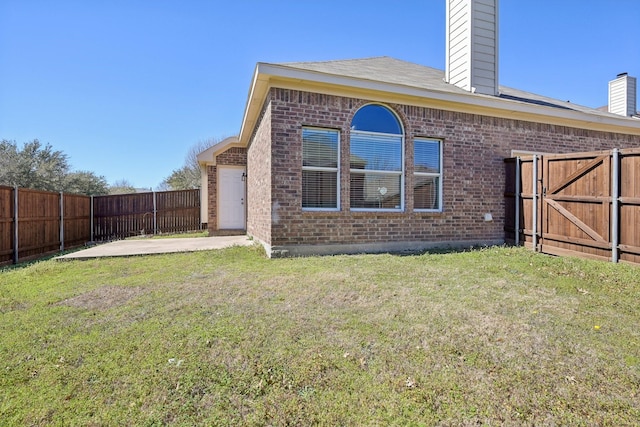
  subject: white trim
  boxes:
[413,176,442,212]
[238,63,640,146]
[351,102,404,136]
[302,207,341,212]
[304,166,338,172]
[414,138,444,213]
[349,169,403,176]
[350,129,403,138]
[350,104,405,212]
[348,169,404,211]
[254,63,621,125]
[196,136,241,166]
[350,208,404,212]
[217,165,247,230]
[239,64,265,149]
[301,126,340,211]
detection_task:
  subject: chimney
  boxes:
[608,73,637,117]
[446,0,499,96]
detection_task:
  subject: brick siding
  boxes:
[246,98,273,244]
[206,164,217,234]
[217,147,246,166]
[246,87,640,251]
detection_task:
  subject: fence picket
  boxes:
[0,187,201,265]
[505,148,640,265]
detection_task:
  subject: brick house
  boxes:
[198,0,640,257]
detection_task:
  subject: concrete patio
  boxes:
[56,235,253,260]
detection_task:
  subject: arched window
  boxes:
[350,104,404,210]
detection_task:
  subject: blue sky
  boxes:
[1,0,638,189]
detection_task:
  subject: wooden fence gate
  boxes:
[505,148,640,265]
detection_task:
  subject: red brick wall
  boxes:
[252,87,640,250]
[206,147,247,234]
[206,164,216,234]
[217,147,246,166]
[246,99,273,244]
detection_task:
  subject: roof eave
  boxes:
[237,64,640,145]
[238,63,271,147]
[196,136,241,166]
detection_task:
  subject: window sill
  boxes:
[302,208,340,212]
[350,208,404,213]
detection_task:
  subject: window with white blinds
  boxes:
[350,105,404,211]
[302,127,340,210]
[414,138,442,211]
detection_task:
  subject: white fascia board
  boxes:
[196,145,217,165]
[238,64,270,146]
[196,136,240,166]
[238,63,640,144]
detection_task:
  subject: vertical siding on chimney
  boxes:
[609,74,637,117]
[446,0,472,91]
[446,0,499,96]
[471,0,498,95]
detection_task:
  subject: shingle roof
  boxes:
[277,56,624,120]
[281,57,460,94]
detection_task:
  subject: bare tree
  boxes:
[109,179,137,194]
[161,137,222,190]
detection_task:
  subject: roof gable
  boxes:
[196,136,240,165]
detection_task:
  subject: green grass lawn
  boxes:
[1,245,639,426]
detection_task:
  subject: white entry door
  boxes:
[218,167,246,229]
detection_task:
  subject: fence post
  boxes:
[153,191,158,235]
[13,185,18,264]
[611,148,620,263]
[198,188,202,231]
[515,157,521,246]
[59,192,65,252]
[90,195,94,243]
[532,155,538,252]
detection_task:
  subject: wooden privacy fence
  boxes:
[0,187,201,265]
[505,148,640,265]
[0,187,91,265]
[93,189,201,241]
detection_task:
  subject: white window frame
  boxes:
[302,127,340,211]
[350,130,405,212]
[413,137,443,213]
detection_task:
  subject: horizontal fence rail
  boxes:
[92,189,201,240]
[505,148,640,266]
[92,192,155,241]
[0,187,201,265]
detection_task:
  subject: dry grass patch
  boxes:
[1,245,639,425]
[56,286,147,311]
